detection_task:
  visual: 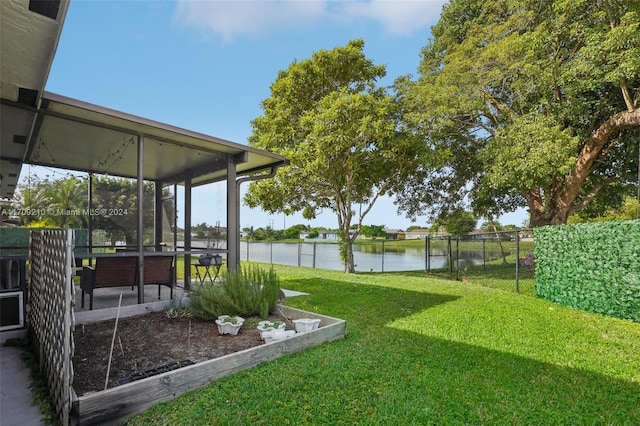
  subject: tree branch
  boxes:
[479,86,516,121]
[561,107,640,205]
[620,78,634,111]
[568,176,620,216]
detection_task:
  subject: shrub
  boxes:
[189,265,280,320]
[535,220,640,322]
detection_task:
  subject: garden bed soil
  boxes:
[73,311,287,395]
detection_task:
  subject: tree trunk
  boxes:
[343,238,355,273]
[338,221,356,273]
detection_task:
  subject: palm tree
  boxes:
[13,175,87,227]
[44,177,87,227]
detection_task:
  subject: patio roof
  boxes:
[19,91,287,186]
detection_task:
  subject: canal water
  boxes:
[239,241,505,272]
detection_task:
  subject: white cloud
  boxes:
[344,0,448,36]
[175,0,328,42]
[174,0,447,41]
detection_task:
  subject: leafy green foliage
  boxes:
[12,175,173,245]
[91,176,156,246]
[569,196,640,223]
[359,224,386,239]
[483,114,581,190]
[305,229,319,239]
[189,265,281,320]
[12,175,87,228]
[480,218,503,232]
[535,220,640,322]
[435,209,477,236]
[396,0,640,227]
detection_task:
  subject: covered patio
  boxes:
[0,2,290,424]
[1,0,287,308]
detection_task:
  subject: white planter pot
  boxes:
[293,318,321,333]
[262,329,296,343]
[215,316,244,335]
[257,320,286,339]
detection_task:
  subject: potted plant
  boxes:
[262,328,296,343]
[257,320,286,340]
[215,315,244,335]
[292,318,321,333]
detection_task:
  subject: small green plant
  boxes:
[164,294,192,318]
[257,320,284,330]
[218,315,241,324]
[242,316,262,328]
[189,265,281,320]
[164,307,192,319]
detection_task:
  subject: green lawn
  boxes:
[127,266,640,425]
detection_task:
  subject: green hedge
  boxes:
[534,220,640,322]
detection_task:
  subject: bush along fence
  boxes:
[241,230,536,295]
[535,220,640,323]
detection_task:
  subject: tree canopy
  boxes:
[360,224,387,239]
[569,196,640,223]
[11,175,170,246]
[395,0,640,227]
[246,39,420,272]
[11,174,87,228]
[90,176,156,246]
[435,209,477,236]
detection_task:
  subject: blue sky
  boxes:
[40,0,527,230]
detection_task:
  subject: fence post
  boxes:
[313,241,317,268]
[425,237,429,272]
[381,240,385,272]
[448,236,453,272]
[483,238,486,270]
[455,237,460,280]
[246,241,250,262]
[298,242,301,267]
[515,231,520,293]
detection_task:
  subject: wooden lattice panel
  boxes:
[29,230,75,426]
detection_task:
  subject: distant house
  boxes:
[384,229,403,240]
[398,229,431,240]
[299,231,341,241]
[466,229,486,241]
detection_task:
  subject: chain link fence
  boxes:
[423,230,536,295]
[241,229,536,295]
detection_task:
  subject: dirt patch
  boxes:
[73,311,288,395]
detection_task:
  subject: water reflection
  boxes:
[240,241,508,273]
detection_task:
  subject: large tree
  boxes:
[246,40,419,272]
[435,209,477,236]
[91,176,155,246]
[396,0,640,227]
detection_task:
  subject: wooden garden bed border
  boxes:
[71,305,347,425]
